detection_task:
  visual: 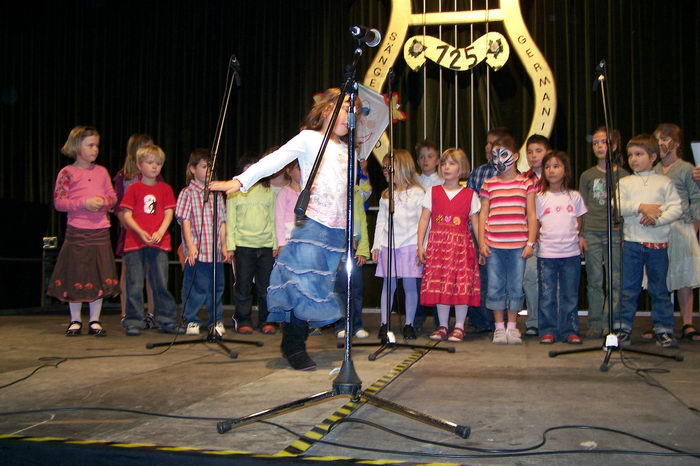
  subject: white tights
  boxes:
[436,304,468,329]
[380,277,418,326]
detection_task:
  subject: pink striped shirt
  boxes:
[480,174,535,249]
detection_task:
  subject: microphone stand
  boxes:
[549,59,682,370]
[147,55,263,358]
[216,33,469,439]
[349,68,455,360]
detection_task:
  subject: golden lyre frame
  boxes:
[363,0,557,170]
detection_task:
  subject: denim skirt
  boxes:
[266,218,345,327]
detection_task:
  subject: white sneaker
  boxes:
[214,322,226,336]
[337,330,346,338]
[185,322,200,335]
[354,329,369,338]
[506,327,522,345]
[492,327,508,344]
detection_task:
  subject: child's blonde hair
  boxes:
[61,126,99,159]
[136,144,166,164]
[381,149,422,198]
[122,133,153,180]
[441,147,471,179]
[185,148,211,183]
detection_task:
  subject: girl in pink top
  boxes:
[274,160,302,253]
[47,126,119,337]
[535,152,587,344]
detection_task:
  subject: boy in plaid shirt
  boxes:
[175,149,231,335]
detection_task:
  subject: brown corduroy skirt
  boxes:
[47,226,119,302]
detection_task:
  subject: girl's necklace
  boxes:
[638,172,652,187]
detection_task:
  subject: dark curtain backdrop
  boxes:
[1,1,699,306]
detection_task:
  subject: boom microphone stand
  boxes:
[216,30,469,439]
[349,68,455,360]
[147,55,263,358]
[549,59,682,370]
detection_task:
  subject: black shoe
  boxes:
[524,327,538,337]
[615,330,631,346]
[65,321,82,336]
[88,321,107,337]
[285,350,317,370]
[403,325,416,340]
[655,332,679,349]
[159,324,185,334]
[377,324,388,340]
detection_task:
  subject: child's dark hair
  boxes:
[493,134,517,153]
[415,139,438,156]
[627,134,660,165]
[593,126,621,152]
[654,123,684,158]
[186,148,212,183]
[487,126,512,140]
[301,88,360,144]
[526,134,551,151]
[61,125,100,159]
[541,151,573,193]
[283,159,299,181]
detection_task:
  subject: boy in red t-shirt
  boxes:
[120,144,181,336]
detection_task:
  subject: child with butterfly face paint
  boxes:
[478,135,538,345]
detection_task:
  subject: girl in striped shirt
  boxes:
[478,135,537,344]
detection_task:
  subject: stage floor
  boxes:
[0,312,698,465]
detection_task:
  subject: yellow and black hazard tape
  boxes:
[278,341,441,458]
[0,342,445,464]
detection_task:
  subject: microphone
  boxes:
[350,25,381,47]
[230,55,242,87]
[592,59,605,92]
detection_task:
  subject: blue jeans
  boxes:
[468,238,495,330]
[123,247,177,329]
[582,230,622,333]
[523,247,539,328]
[334,257,365,334]
[486,247,526,311]
[537,256,581,340]
[233,246,274,328]
[619,241,674,334]
[181,260,224,328]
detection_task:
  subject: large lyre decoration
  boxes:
[363,0,557,169]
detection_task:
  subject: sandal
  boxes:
[65,321,82,336]
[640,328,655,341]
[447,327,465,342]
[429,326,448,341]
[88,321,107,337]
[681,324,700,342]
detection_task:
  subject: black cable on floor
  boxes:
[618,349,700,416]
[0,407,698,460]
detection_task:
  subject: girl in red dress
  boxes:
[417,148,481,341]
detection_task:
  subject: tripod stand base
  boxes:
[549,342,683,372]
[146,327,264,359]
[216,387,470,439]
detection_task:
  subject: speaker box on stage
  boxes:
[0,199,51,309]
